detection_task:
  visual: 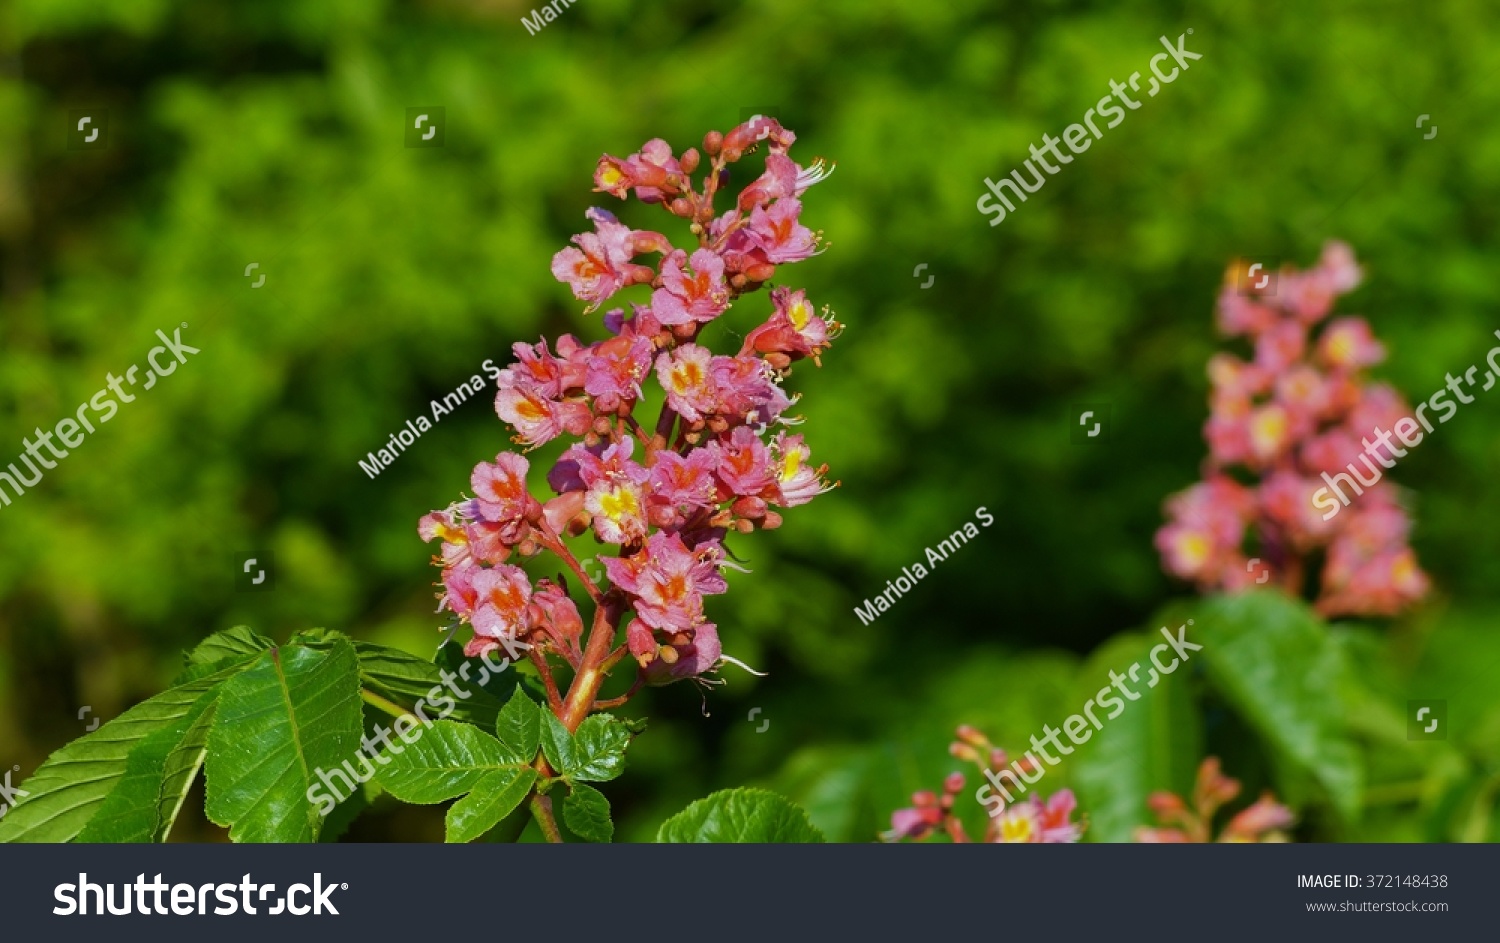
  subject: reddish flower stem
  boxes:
[534,521,603,603]
[558,593,625,733]
[592,672,642,711]
[528,646,565,716]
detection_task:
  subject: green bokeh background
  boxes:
[3,0,1499,842]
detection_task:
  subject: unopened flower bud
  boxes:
[517,538,539,556]
[734,518,756,534]
[680,147,700,173]
[955,725,988,747]
[761,511,783,529]
[670,197,693,217]
[703,130,722,156]
[944,771,966,794]
[707,416,729,434]
[592,415,615,436]
[949,742,981,764]
[731,496,767,519]
[745,262,776,282]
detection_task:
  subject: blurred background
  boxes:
[3,0,1499,842]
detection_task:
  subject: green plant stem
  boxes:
[530,794,564,843]
[360,688,412,720]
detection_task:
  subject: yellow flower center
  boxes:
[671,361,704,394]
[789,300,812,331]
[781,450,802,482]
[598,485,639,521]
[1000,812,1034,843]
[1174,531,1211,569]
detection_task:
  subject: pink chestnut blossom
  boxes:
[1318,317,1386,370]
[471,452,539,539]
[771,432,832,507]
[466,564,533,657]
[1158,242,1428,618]
[550,208,666,311]
[743,198,819,264]
[884,727,1085,844]
[655,344,719,422]
[651,249,730,325]
[1136,757,1293,843]
[423,117,838,684]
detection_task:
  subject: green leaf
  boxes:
[446,768,539,843]
[189,626,275,665]
[356,641,507,728]
[1196,591,1363,821]
[569,715,630,782]
[75,689,220,843]
[375,720,531,803]
[172,627,274,685]
[656,788,826,843]
[563,783,613,842]
[0,667,244,843]
[539,711,575,775]
[204,636,365,842]
[494,690,542,764]
[1069,631,1202,842]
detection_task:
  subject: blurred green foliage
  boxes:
[3,0,1500,842]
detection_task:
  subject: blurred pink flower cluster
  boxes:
[1135,757,1293,843]
[420,116,839,690]
[1155,242,1430,617]
[883,725,1084,843]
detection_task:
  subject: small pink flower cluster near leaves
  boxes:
[420,116,839,691]
[883,726,1085,844]
[1155,241,1430,617]
[1135,757,1294,843]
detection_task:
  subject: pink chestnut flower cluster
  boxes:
[883,726,1084,844]
[1155,242,1430,618]
[421,116,838,686]
[1135,757,1293,843]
